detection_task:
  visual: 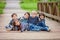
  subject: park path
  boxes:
[0,0,60,40]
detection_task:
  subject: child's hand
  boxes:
[17,22,20,25]
[15,21,20,25]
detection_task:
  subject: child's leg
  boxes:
[21,22,28,32]
[21,25,26,32]
[41,26,50,32]
[14,26,18,31]
[29,24,41,31]
[5,24,13,31]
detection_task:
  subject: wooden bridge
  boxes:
[37,2,60,22]
[0,0,60,40]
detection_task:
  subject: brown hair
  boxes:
[11,13,17,17]
[39,13,45,18]
[12,20,21,31]
[24,12,30,17]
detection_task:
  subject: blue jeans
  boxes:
[29,24,41,31]
[5,24,18,31]
[28,23,49,31]
[41,26,49,31]
[21,22,29,32]
[5,24,13,30]
[13,26,18,31]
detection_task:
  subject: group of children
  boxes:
[5,11,51,32]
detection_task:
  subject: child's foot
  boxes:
[27,28,30,31]
[21,31,24,32]
[20,29,24,32]
[47,29,51,32]
[6,30,10,32]
[27,29,30,31]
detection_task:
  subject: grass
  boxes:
[0,1,6,14]
[20,0,38,12]
[21,0,38,3]
[20,3,37,12]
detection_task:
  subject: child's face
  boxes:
[12,15,17,20]
[24,13,29,19]
[31,13,37,18]
[40,15,44,19]
[14,19,20,25]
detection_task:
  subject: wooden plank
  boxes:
[47,3,52,14]
[38,11,60,21]
[56,3,60,17]
[44,13,60,21]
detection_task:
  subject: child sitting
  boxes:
[12,19,21,31]
[5,13,21,31]
[28,11,39,25]
[37,13,51,32]
[20,12,30,32]
[20,12,30,23]
[28,11,41,31]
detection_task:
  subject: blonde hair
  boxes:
[31,10,37,14]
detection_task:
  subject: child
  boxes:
[20,12,30,32]
[37,13,51,32]
[28,11,41,31]
[5,13,21,31]
[12,19,21,31]
[20,12,30,23]
[28,11,39,25]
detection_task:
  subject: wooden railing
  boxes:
[37,2,60,21]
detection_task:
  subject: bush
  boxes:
[0,1,6,14]
[0,9,3,14]
[20,3,37,11]
[21,0,38,3]
[20,0,38,11]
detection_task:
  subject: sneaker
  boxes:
[47,29,51,32]
[21,31,23,32]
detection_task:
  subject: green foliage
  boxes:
[20,3,37,11]
[0,2,6,9]
[21,0,38,3]
[0,1,6,14]
[0,9,3,14]
[20,0,37,11]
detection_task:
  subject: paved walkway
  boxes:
[0,0,60,40]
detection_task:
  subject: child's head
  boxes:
[31,11,37,18]
[39,13,45,19]
[13,19,20,26]
[24,12,30,19]
[11,13,17,20]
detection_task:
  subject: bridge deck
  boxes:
[0,0,60,40]
[0,13,60,40]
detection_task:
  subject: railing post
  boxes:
[56,2,60,17]
[52,2,57,16]
[43,3,46,12]
[47,3,52,14]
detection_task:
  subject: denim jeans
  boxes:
[21,22,29,32]
[5,24,13,30]
[5,24,19,31]
[29,24,41,31]
[28,23,49,31]
[41,26,49,31]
